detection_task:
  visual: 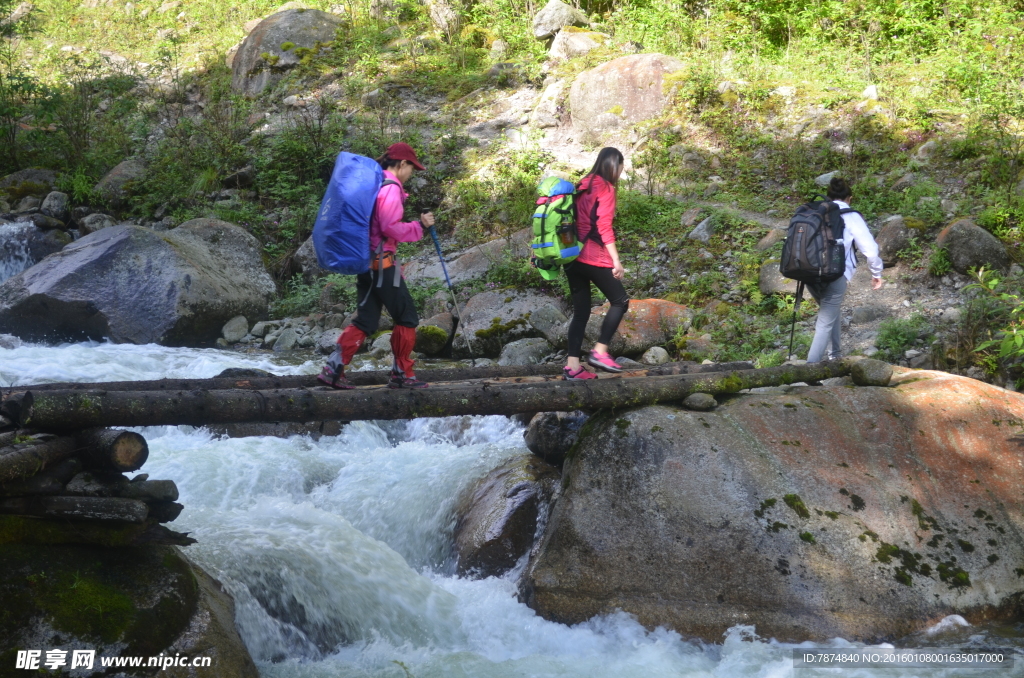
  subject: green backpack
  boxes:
[530,176,581,280]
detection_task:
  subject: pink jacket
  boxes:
[575,174,617,267]
[370,170,423,254]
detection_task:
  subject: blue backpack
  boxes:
[312,152,395,274]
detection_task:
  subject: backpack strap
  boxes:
[372,179,402,289]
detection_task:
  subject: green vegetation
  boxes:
[875,314,932,363]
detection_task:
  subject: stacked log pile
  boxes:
[0,427,193,547]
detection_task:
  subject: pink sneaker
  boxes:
[587,351,622,373]
[563,366,597,380]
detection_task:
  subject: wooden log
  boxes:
[12,360,851,430]
[0,515,195,546]
[0,495,149,523]
[119,479,178,502]
[76,428,149,472]
[0,435,79,483]
[5,360,745,396]
[147,501,184,523]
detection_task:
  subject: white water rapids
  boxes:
[2,341,1022,678]
[0,222,37,283]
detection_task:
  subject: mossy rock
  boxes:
[415,323,450,355]
[0,545,198,666]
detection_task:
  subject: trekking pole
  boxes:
[429,225,474,356]
[787,281,804,360]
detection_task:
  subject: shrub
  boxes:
[876,314,931,362]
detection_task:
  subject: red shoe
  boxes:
[317,350,354,389]
[587,351,622,373]
[388,370,429,389]
[563,366,597,380]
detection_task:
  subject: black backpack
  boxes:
[780,199,857,285]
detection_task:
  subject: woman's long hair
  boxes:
[586,147,624,186]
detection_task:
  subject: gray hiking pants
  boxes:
[806,276,848,362]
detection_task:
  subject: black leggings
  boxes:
[565,261,630,358]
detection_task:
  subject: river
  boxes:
[2,341,1022,678]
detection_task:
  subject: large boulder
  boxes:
[532,0,589,40]
[936,218,1010,274]
[549,28,607,61]
[497,337,553,366]
[569,54,685,142]
[0,168,57,200]
[0,221,71,283]
[292,234,325,281]
[453,454,559,577]
[404,228,532,285]
[415,312,454,355]
[524,370,1024,642]
[759,260,798,295]
[0,544,258,677]
[530,79,566,129]
[451,290,553,357]
[94,157,146,208]
[0,220,275,345]
[524,410,588,466]
[875,215,912,266]
[584,298,690,357]
[231,9,343,97]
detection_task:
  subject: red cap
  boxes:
[386,142,425,171]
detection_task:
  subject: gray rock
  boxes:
[453,454,559,577]
[0,168,56,196]
[875,215,911,267]
[316,327,343,354]
[14,195,40,212]
[523,411,588,466]
[274,327,299,351]
[891,172,918,192]
[222,315,249,343]
[250,320,279,338]
[94,157,146,208]
[452,290,552,358]
[79,212,117,236]
[403,228,532,285]
[759,260,798,295]
[941,307,961,323]
[641,346,670,365]
[231,9,344,96]
[850,305,888,325]
[936,219,1010,274]
[569,54,684,143]
[914,140,937,160]
[0,221,71,282]
[39,191,70,223]
[370,332,392,357]
[426,0,459,34]
[415,312,453,355]
[549,29,607,60]
[755,229,786,251]
[814,171,837,187]
[498,337,553,366]
[682,392,717,411]
[0,220,275,345]
[850,358,893,386]
[297,331,316,348]
[687,216,714,243]
[527,303,568,347]
[532,0,589,39]
[292,234,325,281]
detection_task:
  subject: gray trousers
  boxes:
[806,277,848,362]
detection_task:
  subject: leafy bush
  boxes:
[875,314,931,362]
[928,247,951,277]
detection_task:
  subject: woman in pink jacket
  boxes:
[564,147,630,379]
[318,143,434,389]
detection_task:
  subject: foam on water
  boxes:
[0,222,36,283]
[4,343,1022,677]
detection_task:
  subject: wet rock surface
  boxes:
[525,370,1024,642]
[524,411,588,466]
[454,454,559,577]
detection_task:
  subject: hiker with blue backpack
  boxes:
[315,142,434,389]
[780,176,883,363]
[563,147,630,379]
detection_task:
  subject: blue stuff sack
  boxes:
[312,152,384,275]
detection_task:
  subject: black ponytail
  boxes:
[587,147,625,186]
[826,177,852,200]
[377,154,401,170]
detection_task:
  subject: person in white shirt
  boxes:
[806,177,884,362]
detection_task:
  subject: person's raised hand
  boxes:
[872,276,884,290]
[420,212,436,228]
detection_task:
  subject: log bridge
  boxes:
[0,359,862,548]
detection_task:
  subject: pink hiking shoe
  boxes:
[587,350,622,373]
[563,366,597,380]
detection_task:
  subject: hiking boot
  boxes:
[563,366,597,380]
[317,350,354,389]
[388,370,429,389]
[587,350,622,373]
